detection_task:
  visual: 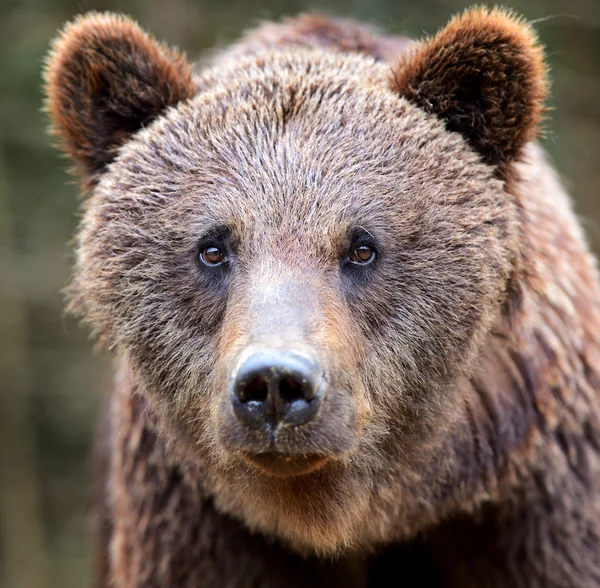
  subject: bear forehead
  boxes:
[100,49,500,244]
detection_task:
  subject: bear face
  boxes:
[45,9,547,554]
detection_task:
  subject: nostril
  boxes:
[279,376,309,403]
[238,376,269,403]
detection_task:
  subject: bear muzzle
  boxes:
[224,346,334,476]
[217,342,359,476]
[216,272,361,475]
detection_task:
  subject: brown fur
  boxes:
[45,7,600,587]
[221,14,413,63]
[44,12,195,186]
[391,7,548,168]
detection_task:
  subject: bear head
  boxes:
[45,8,547,554]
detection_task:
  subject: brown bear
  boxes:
[44,7,600,587]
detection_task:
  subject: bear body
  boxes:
[45,8,600,588]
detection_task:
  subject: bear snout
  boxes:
[217,343,360,471]
[215,270,362,472]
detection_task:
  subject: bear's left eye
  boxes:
[348,245,376,265]
[199,246,226,267]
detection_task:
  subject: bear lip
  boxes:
[241,452,331,477]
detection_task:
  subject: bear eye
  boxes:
[199,245,226,267]
[348,245,376,265]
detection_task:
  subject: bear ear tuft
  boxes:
[390,7,548,167]
[44,12,196,185]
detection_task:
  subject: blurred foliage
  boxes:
[0,0,598,586]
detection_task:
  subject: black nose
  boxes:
[231,349,325,429]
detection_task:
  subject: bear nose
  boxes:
[230,349,325,430]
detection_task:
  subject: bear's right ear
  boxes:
[44,13,195,185]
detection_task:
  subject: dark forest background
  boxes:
[0,0,598,586]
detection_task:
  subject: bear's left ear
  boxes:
[44,12,196,185]
[390,7,548,167]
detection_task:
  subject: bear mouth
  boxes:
[241,452,331,477]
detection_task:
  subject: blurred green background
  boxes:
[0,0,598,586]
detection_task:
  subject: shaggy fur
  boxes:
[44,12,195,185]
[45,7,600,587]
[391,8,548,168]
[221,13,413,63]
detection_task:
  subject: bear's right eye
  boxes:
[199,246,226,267]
